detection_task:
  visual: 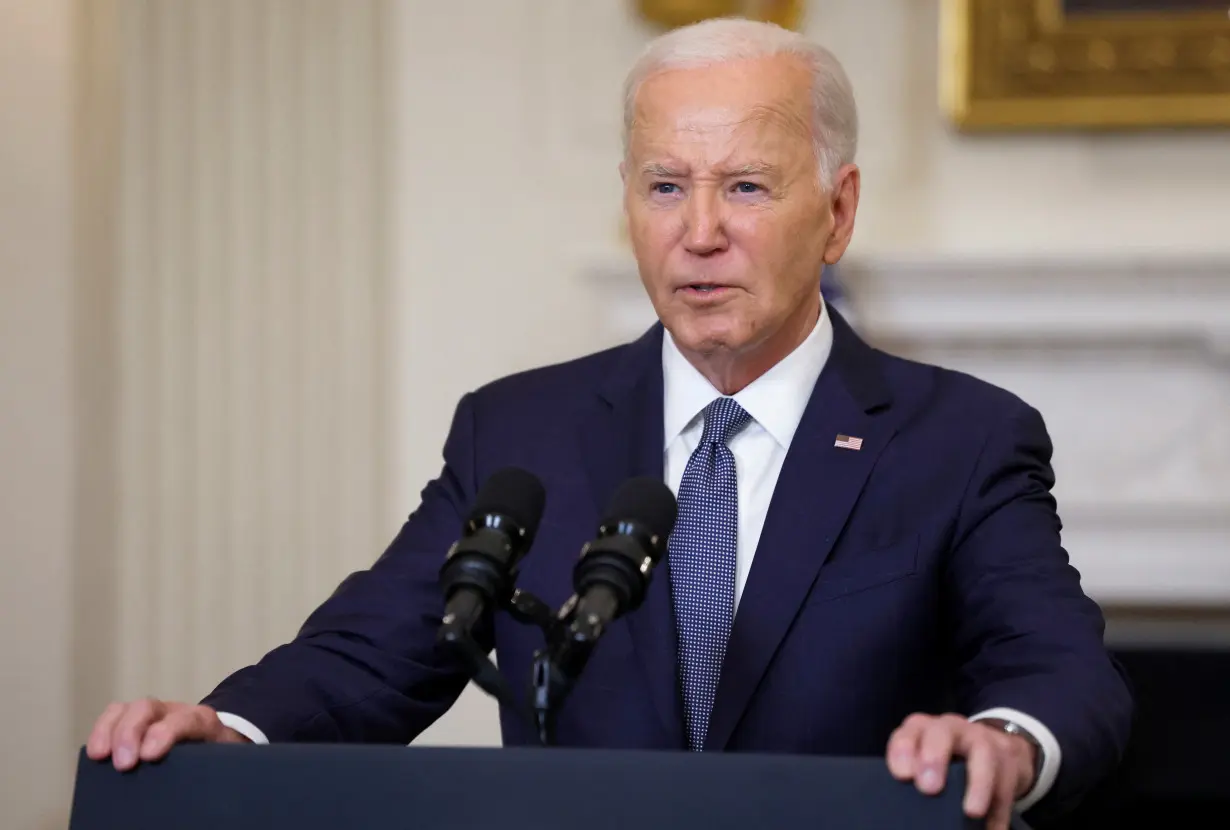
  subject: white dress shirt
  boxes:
[661,301,1059,812]
[221,300,1060,811]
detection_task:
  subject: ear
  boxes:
[822,164,861,265]
[619,159,627,183]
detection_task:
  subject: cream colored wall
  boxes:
[0,1,77,827]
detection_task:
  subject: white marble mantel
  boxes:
[587,255,1230,607]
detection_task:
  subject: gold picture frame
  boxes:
[635,0,804,31]
[941,0,1230,129]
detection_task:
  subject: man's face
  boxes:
[623,56,857,362]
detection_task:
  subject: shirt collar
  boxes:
[662,300,834,451]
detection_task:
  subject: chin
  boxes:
[669,319,747,357]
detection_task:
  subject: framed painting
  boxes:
[635,0,804,30]
[941,0,1230,129]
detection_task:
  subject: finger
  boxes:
[886,715,928,780]
[86,703,126,760]
[961,735,998,819]
[139,706,218,761]
[986,769,1019,830]
[915,716,960,795]
[112,699,164,771]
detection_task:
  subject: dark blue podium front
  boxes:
[68,743,985,829]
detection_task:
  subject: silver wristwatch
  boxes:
[983,718,1043,780]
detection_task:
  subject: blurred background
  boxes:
[2,1,1228,827]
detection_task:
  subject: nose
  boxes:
[682,187,728,256]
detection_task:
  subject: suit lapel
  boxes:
[578,324,683,745]
[704,310,902,751]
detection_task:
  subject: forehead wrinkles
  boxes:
[746,101,813,144]
[631,122,813,187]
[631,98,813,156]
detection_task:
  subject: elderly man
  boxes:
[87,18,1131,829]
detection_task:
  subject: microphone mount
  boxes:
[510,591,578,748]
[518,588,618,749]
[439,584,580,747]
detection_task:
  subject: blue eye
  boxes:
[734,181,761,194]
[652,183,679,195]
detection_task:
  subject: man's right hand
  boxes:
[86,699,249,770]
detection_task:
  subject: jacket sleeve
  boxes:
[946,400,1134,820]
[200,393,482,744]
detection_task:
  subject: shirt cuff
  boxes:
[969,708,1061,813]
[216,712,270,745]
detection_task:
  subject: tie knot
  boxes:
[699,397,752,447]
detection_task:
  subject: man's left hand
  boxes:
[886,713,1037,830]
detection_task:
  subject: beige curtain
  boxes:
[80,0,395,719]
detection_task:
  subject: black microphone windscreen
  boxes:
[468,467,547,532]
[601,476,678,539]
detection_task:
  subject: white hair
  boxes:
[622,17,858,190]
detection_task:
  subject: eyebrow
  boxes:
[723,162,778,177]
[640,162,687,177]
[638,161,780,178]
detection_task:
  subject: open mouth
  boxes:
[681,283,731,295]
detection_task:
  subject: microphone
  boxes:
[553,476,678,679]
[437,467,546,643]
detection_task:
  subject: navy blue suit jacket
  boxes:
[202,309,1132,819]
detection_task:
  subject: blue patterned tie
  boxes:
[668,397,752,751]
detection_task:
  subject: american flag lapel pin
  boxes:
[834,434,864,451]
